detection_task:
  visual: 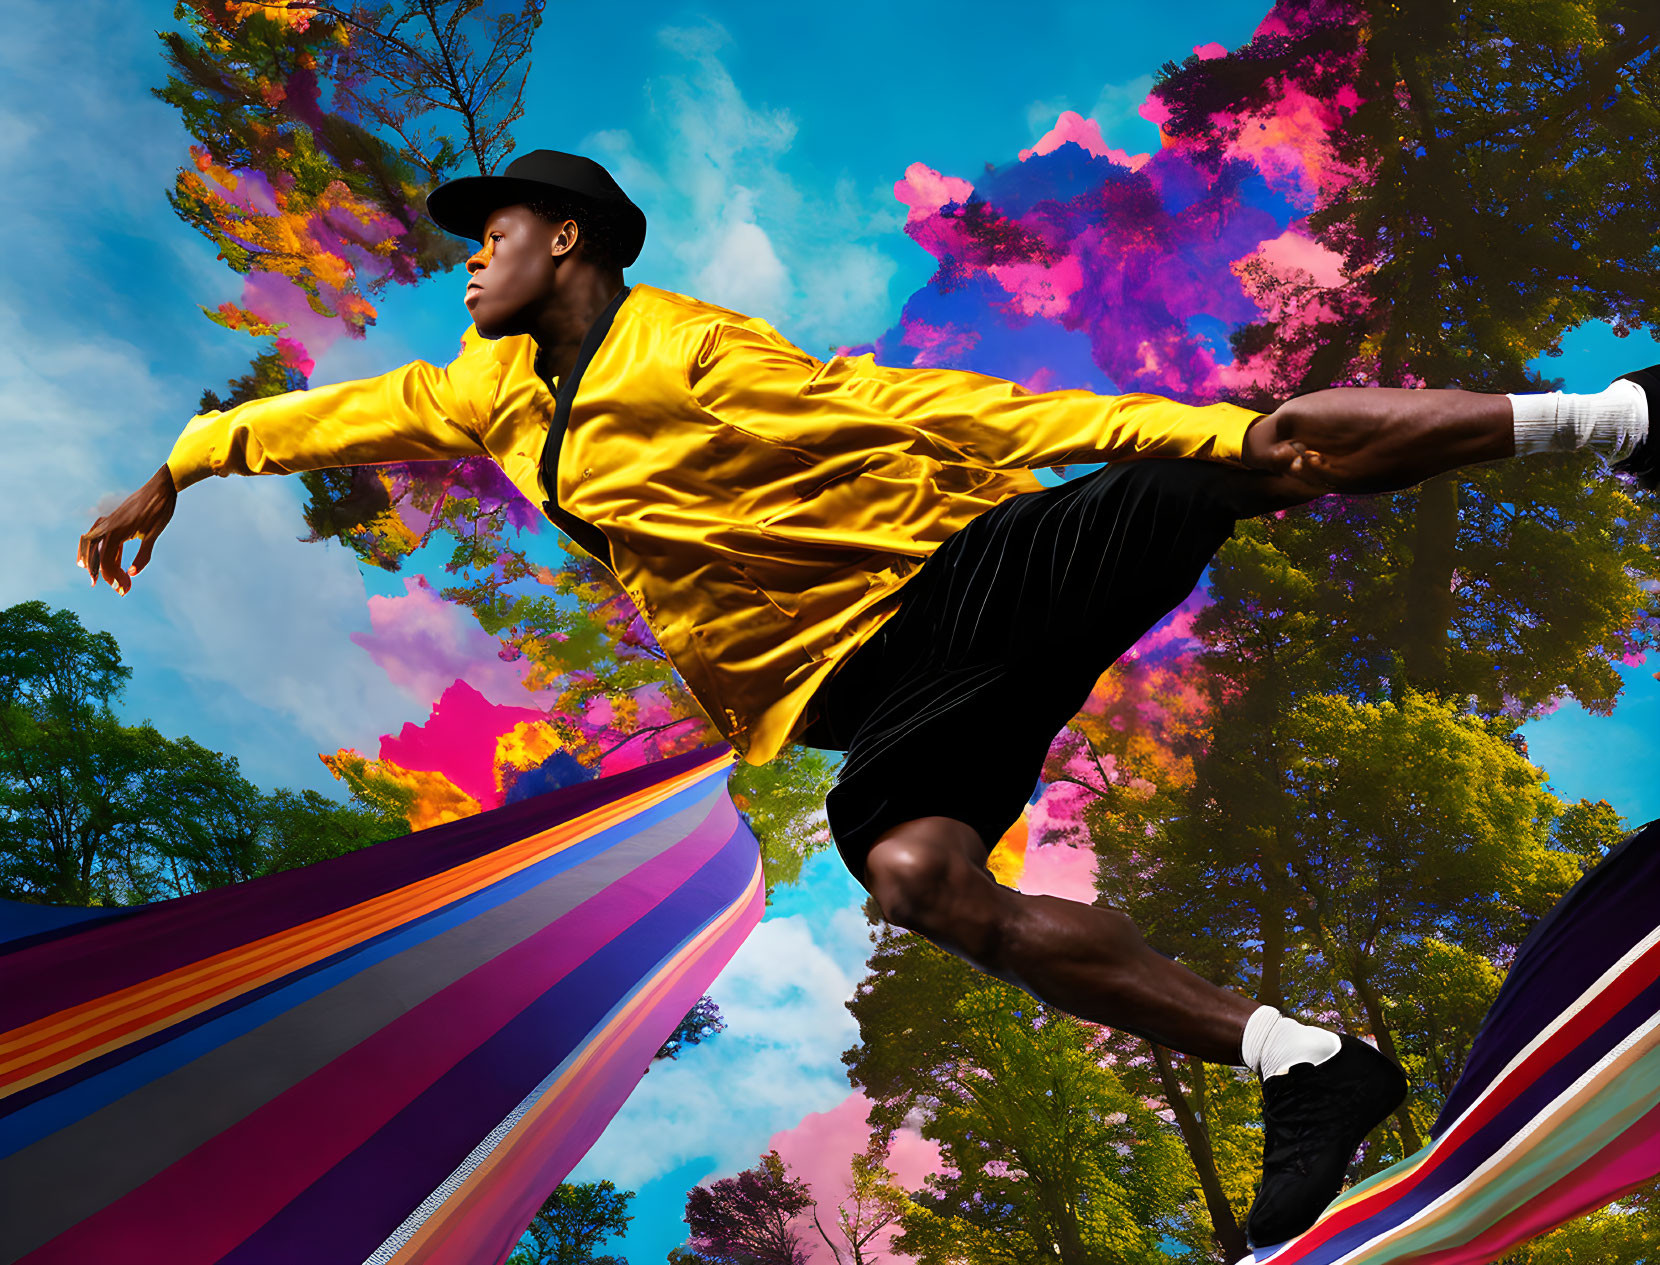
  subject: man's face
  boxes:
[463,204,566,338]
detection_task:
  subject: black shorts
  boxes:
[796,459,1281,883]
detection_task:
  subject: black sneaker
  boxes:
[1611,364,1660,490]
[1244,1035,1409,1249]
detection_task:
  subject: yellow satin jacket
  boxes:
[167,284,1261,764]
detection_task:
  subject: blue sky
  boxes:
[3,2,1657,1261]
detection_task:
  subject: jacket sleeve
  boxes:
[686,319,1261,468]
[166,327,500,491]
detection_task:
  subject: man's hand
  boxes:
[1242,411,1331,485]
[1242,388,1514,494]
[78,465,177,595]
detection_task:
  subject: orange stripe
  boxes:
[0,757,731,1096]
[388,854,765,1264]
[2,760,725,1080]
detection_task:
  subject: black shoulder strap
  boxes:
[537,285,631,568]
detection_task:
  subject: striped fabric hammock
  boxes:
[0,746,762,1265]
[1248,817,1660,1263]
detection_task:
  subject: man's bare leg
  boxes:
[859,817,1258,1061]
[861,814,1406,1250]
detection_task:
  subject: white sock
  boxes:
[1241,1005,1343,1081]
[1509,379,1648,460]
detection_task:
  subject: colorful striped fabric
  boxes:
[1248,818,1660,1264]
[0,746,762,1265]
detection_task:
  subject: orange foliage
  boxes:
[321,749,481,831]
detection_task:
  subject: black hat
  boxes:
[425,149,647,267]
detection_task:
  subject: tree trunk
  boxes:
[1257,854,1287,1013]
[1352,975,1424,1155]
[1399,473,1460,697]
[1152,1045,1247,1261]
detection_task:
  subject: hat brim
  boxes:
[425,175,646,267]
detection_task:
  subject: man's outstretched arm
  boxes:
[1243,387,1516,494]
[78,330,502,595]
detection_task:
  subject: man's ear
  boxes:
[551,219,579,260]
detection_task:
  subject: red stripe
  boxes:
[1268,934,1660,1263]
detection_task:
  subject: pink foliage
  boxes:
[1019,110,1151,171]
[377,678,550,810]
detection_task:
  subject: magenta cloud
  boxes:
[351,574,537,711]
[766,1092,942,1264]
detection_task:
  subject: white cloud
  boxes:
[573,903,873,1190]
[0,285,418,792]
[697,207,791,316]
[1088,74,1160,150]
[0,1,441,796]
[146,477,426,752]
[1026,94,1074,138]
[579,20,903,352]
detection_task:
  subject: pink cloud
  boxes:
[1018,840,1099,902]
[768,1093,941,1265]
[352,575,535,711]
[1250,226,1349,289]
[1026,777,1095,851]
[894,161,975,225]
[239,270,354,359]
[899,317,981,367]
[988,254,1086,320]
[1019,111,1150,171]
[1123,591,1208,663]
[1221,81,1367,210]
[1193,41,1228,60]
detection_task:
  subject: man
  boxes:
[78,150,1657,1248]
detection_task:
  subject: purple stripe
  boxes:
[0,747,729,1030]
[1436,817,1660,1133]
[216,821,759,1265]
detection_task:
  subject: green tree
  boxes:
[0,601,405,905]
[847,924,1202,1265]
[806,1136,909,1265]
[510,1179,634,1265]
[0,600,170,904]
[1038,6,1660,1252]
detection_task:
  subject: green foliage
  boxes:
[1499,1182,1660,1263]
[199,344,308,414]
[843,12,1660,1257]
[847,925,1204,1264]
[728,743,837,899]
[812,1137,910,1265]
[510,1179,634,1265]
[0,602,403,905]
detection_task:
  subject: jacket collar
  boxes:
[534,285,632,567]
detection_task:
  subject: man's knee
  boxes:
[862,820,992,934]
